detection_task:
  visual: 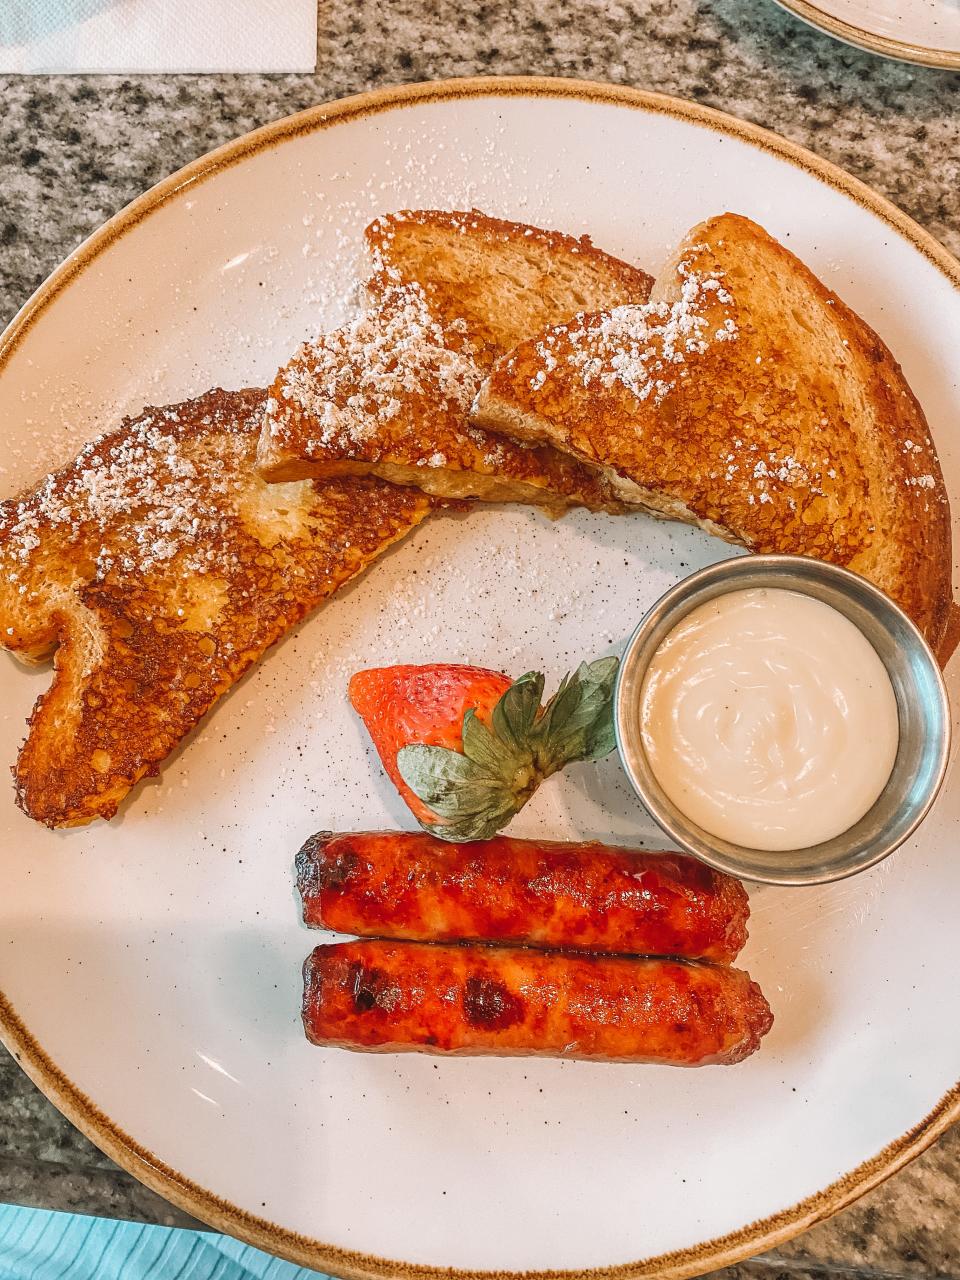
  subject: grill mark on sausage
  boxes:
[349,961,402,1013]
[463,976,524,1030]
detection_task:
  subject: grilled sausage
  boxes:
[302,940,773,1064]
[296,830,749,963]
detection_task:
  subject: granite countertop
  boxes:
[1,0,959,1274]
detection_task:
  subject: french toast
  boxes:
[256,210,653,515]
[366,209,654,368]
[473,213,954,658]
[0,388,432,827]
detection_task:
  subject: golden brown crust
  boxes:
[257,280,627,515]
[257,209,654,514]
[474,213,954,657]
[936,602,960,667]
[0,389,433,827]
[365,208,653,368]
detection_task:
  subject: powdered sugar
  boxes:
[0,397,257,579]
[527,262,738,408]
[268,283,484,455]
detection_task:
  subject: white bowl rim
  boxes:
[614,554,952,887]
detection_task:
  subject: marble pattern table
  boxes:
[0,1,958,1274]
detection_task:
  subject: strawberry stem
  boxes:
[396,656,619,842]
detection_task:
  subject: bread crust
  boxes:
[257,210,653,514]
[474,213,953,659]
[366,207,653,367]
[0,389,432,826]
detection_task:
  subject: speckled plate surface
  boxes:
[1,78,959,1280]
[773,0,960,67]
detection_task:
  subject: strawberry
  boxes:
[348,658,619,841]
[348,665,512,825]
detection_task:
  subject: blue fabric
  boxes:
[0,1206,326,1279]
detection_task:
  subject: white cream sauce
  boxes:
[639,587,899,851]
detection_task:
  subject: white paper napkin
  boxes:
[0,0,318,73]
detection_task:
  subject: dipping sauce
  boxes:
[639,588,899,851]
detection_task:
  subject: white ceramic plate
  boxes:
[773,0,960,68]
[1,78,959,1280]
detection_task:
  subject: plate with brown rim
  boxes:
[1,77,958,1280]
[774,0,960,69]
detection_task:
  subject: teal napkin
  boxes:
[0,1205,325,1279]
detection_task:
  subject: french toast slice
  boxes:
[257,210,653,515]
[473,213,953,657]
[257,282,624,515]
[0,388,432,827]
[366,208,654,367]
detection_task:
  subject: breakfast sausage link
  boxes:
[302,940,773,1065]
[296,830,749,963]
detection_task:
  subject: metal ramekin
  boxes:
[614,555,951,886]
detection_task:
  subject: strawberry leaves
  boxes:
[397,657,619,841]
